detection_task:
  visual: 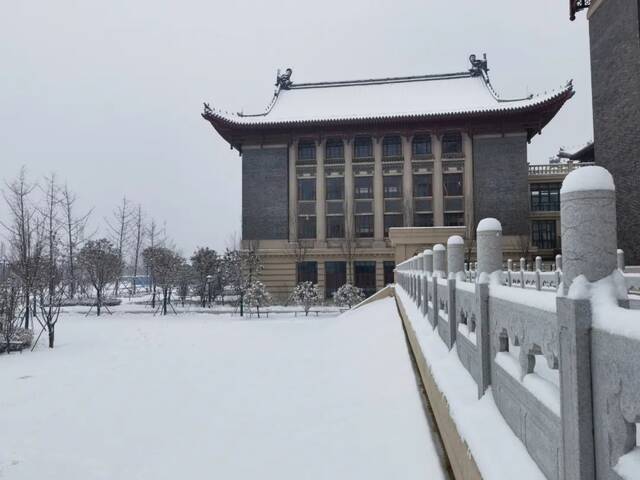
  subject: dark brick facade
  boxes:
[472,135,529,236]
[242,147,289,240]
[589,0,640,263]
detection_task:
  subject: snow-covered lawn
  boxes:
[0,298,446,479]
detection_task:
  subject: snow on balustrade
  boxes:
[393,165,640,480]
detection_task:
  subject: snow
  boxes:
[560,165,615,194]
[397,287,546,480]
[477,217,502,232]
[589,272,640,341]
[433,244,446,251]
[209,74,571,125]
[0,299,445,480]
[457,323,477,345]
[615,447,640,480]
[489,282,557,313]
[447,235,464,245]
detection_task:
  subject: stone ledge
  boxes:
[394,289,484,480]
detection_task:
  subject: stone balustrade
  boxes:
[528,161,595,176]
[394,165,640,480]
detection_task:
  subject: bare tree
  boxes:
[517,234,531,263]
[1,168,44,328]
[130,205,145,295]
[61,184,92,299]
[145,218,166,307]
[77,239,122,316]
[106,197,132,297]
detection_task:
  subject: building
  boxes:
[571,0,640,264]
[203,55,574,300]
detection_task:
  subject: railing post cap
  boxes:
[433,244,446,251]
[477,218,502,233]
[447,235,464,246]
[560,165,615,195]
[423,248,433,256]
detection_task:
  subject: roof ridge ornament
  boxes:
[469,53,489,77]
[275,68,293,90]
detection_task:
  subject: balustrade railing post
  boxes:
[535,256,542,291]
[422,249,433,316]
[558,166,617,480]
[520,257,526,288]
[555,254,562,288]
[446,236,464,348]
[475,218,502,397]
[507,259,513,286]
[617,248,625,272]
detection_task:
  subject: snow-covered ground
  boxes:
[0,298,446,480]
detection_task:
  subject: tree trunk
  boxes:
[162,288,167,315]
[97,290,102,316]
[48,326,55,349]
[240,292,244,317]
[24,290,30,329]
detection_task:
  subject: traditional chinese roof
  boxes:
[202,55,574,146]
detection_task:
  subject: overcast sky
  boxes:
[0,0,592,256]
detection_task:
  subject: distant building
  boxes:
[203,55,574,299]
[571,0,640,264]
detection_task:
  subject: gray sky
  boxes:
[0,0,592,255]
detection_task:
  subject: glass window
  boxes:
[354,261,376,297]
[443,173,463,197]
[326,177,344,200]
[442,132,462,154]
[325,139,344,162]
[413,174,432,197]
[355,215,374,238]
[532,220,557,249]
[383,261,395,286]
[444,212,465,227]
[354,136,373,159]
[297,261,318,284]
[382,136,402,158]
[414,213,434,227]
[325,261,346,299]
[530,183,561,211]
[297,178,316,201]
[384,214,404,237]
[298,216,316,239]
[383,175,402,198]
[297,141,316,162]
[354,176,373,199]
[326,216,345,238]
[412,135,432,156]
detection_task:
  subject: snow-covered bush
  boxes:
[333,283,365,309]
[290,282,320,316]
[245,280,271,318]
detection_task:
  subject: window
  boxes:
[412,135,432,157]
[297,261,318,284]
[325,261,346,299]
[413,174,432,197]
[354,136,373,160]
[442,132,462,155]
[297,178,316,201]
[383,175,402,198]
[443,173,463,197]
[354,176,373,199]
[384,214,403,237]
[444,213,465,227]
[354,261,376,297]
[298,216,316,239]
[530,183,561,211]
[532,220,557,250]
[326,177,344,200]
[382,136,402,159]
[326,215,345,238]
[325,139,344,162]
[297,141,316,163]
[355,215,374,238]
[414,213,434,227]
[383,261,395,286]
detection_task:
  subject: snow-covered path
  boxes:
[0,298,446,480]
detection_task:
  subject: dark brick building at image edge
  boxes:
[202,55,576,300]
[571,0,640,264]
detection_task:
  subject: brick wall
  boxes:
[589,0,640,264]
[472,135,529,236]
[242,147,289,240]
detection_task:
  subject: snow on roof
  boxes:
[561,166,615,194]
[477,218,502,232]
[447,235,465,245]
[203,61,574,127]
